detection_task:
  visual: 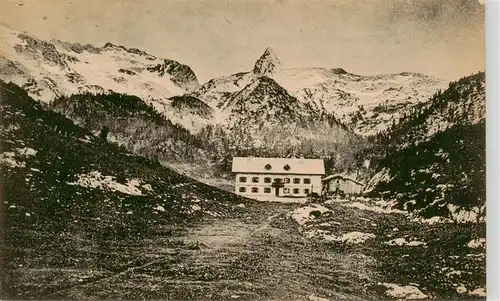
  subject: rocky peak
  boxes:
[147,59,199,92]
[253,47,281,76]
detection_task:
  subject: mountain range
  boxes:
[195,47,447,135]
[1,23,446,136]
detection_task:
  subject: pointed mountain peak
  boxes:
[262,47,277,56]
[253,47,281,76]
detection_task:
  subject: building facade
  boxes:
[322,174,364,195]
[232,157,325,199]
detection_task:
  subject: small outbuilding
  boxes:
[322,174,364,196]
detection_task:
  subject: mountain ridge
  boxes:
[194,49,447,136]
[0,23,202,131]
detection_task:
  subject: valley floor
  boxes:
[2,198,485,301]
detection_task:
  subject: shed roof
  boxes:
[232,157,325,175]
[322,174,365,186]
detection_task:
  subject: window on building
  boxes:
[337,180,340,184]
[283,164,291,171]
[239,176,247,183]
[304,178,311,184]
[252,177,259,183]
[293,178,300,184]
[283,188,290,194]
[239,187,246,193]
[293,188,300,194]
[265,164,272,170]
[251,187,259,193]
[264,177,272,183]
[304,188,310,194]
[264,187,271,193]
[284,178,290,184]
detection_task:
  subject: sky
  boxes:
[1,0,485,83]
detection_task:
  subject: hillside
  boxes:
[365,73,486,221]
[273,70,447,135]
[50,92,209,163]
[0,80,254,297]
[377,72,485,154]
[0,25,366,176]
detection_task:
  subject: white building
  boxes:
[232,157,325,199]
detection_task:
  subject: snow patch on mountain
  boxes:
[467,238,486,249]
[273,70,446,135]
[0,147,38,168]
[67,171,150,196]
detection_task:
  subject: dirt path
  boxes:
[174,203,380,301]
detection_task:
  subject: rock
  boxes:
[309,210,323,219]
[381,283,428,299]
[308,295,330,301]
[341,232,376,245]
[456,284,467,294]
[155,205,166,212]
[469,288,486,297]
[236,203,246,209]
[467,238,486,249]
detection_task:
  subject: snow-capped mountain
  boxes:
[0,23,208,132]
[217,75,354,151]
[195,49,447,136]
